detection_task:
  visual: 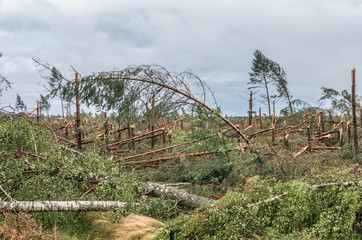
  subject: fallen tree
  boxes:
[0,201,129,212]
[1,180,360,213]
[0,182,216,212]
[144,182,216,208]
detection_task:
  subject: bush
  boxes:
[157,178,361,239]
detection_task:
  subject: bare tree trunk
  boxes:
[0,201,128,212]
[104,112,109,152]
[352,68,359,154]
[60,97,65,118]
[360,106,362,127]
[271,116,276,143]
[321,111,325,133]
[75,73,82,149]
[259,107,263,129]
[151,95,155,149]
[36,100,40,123]
[264,74,271,117]
[307,125,312,152]
[248,91,253,126]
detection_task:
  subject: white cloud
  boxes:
[1,0,362,115]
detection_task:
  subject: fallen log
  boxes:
[0,182,215,212]
[311,146,341,151]
[3,179,359,212]
[248,128,273,138]
[108,128,165,148]
[144,182,216,208]
[0,201,129,212]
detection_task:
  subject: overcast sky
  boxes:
[1,0,362,116]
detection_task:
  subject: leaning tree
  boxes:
[248,49,295,116]
[35,62,251,145]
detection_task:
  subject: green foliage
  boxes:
[44,64,211,124]
[39,94,51,116]
[172,107,233,154]
[0,117,144,235]
[157,178,361,239]
[0,116,50,152]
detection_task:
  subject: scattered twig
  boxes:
[0,185,16,202]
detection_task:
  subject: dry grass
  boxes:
[0,213,54,240]
[109,214,165,240]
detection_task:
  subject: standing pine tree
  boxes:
[248,50,275,117]
[47,67,66,118]
[39,94,51,117]
[15,94,27,112]
[248,49,294,116]
[270,63,293,114]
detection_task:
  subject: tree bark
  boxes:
[263,74,272,117]
[0,201,128,212]
[75,72,82,149]
[248,90,253,126]
[144,182,216,208]
[352,68,359,154]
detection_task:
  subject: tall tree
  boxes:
[271,63,293,114]
[15,94,27,112]
[46,66,68,118]
[39,94,51,117]
[248,50,294,116]
[248,50,275,117]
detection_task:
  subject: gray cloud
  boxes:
[1,0,362,115]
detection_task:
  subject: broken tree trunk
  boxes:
[0,201,129,212]
[352,68,359,154]
[248,90,253,126]
[259,107,263,129]
[75,72,82,150]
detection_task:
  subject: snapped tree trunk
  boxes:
[351,68,359,154]
[264,74,272,117]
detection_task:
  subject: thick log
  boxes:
[144,182,216,208]
[0,201,128,212]
[0,181,216,212]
